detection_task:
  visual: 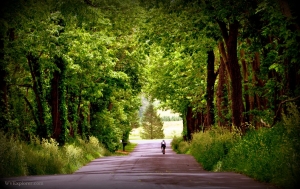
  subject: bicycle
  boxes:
[161,140,166,154]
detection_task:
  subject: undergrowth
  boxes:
[171,136,190,154]
[0,134,109,177]
[190,126,238,171]
[171,103,300,189]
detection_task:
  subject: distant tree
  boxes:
[140,103,164,139]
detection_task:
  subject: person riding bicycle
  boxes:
[161,140,166,151]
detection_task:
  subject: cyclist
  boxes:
[161,140,166,154]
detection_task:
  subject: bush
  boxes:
[64,144,84,172]
[0,133,107,177]
[171,104,300,189]
[0,132,26,177]
[171,135,184,153]
[221,103,300,189]
[24,138,65,175]
[190,126,238,171]
[171,135,190,154]
[222,124,299,188]
[90,111,122,152]
[178,140,190,154]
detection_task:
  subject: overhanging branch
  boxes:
[23,96,40,127]
[216,19,229,44]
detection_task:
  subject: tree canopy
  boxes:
[139,0,300,139]
[0,0,299,147]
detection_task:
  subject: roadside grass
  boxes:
[0,131,140,178]
[172,125,299,188]
[171,104,300,189]
[113,142,138,156]
[0,134,109,177]
[171,136,190,154]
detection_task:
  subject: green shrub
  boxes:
[24,138,65,175]
[190,126,237,171]
[178,140,190,154]
[171,135,190,154]
[0,132,26,177]
[221,124,298,188]
[221,103,300,189]
[0,133,108,177]
[282,103,300,188]
[63,144,84,173]
[172,104,299,189]
[171,135,184,153]
[62,136,108,173]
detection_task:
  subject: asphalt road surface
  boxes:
[1,139,276,189]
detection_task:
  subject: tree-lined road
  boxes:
[1,139,276,189]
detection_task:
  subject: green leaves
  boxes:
[2,0,300,154]
[0,0,146,147]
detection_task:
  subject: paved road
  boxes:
[1,139,276,189]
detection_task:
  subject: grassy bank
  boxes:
[0,134,111,177]
[171,104,300,189]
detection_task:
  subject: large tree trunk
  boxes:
[67,88,76,137]
[186,106,193,140]
[205,50,217,130]
[51,68,61,140]
[216,55,228,128]
[217,20,245,132]
[50,57,67,144]
[27,53,47,138]
[76,85,83,136]
[195,111,204,132]
[77,109,84,136]
[240,49,250,124]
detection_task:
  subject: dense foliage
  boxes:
[0,0,144,151]
[172,103,300,188]
[0,131,108,177]
[1,0,300,188]
[141,0,300,139]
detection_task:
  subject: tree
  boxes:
[139,4,219,139]
[140,103,164,139]
[1,0,299,153]
[0,0,145,149]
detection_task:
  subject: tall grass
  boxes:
[221,126,293,186]
[0,134,109,177]
[171,103,300,189]
[190,126,238,171]
[0,132,27,177]
[171,136,190,154]
[221,104,300,188]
